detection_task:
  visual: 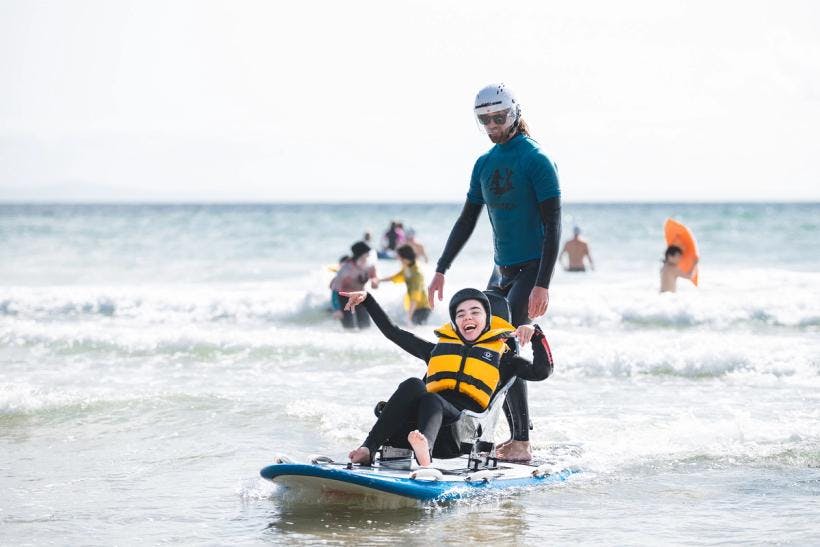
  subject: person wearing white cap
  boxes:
[427,83,562,462]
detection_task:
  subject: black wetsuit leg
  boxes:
[362,377,464,461]
[487,260,539,442]
[362,377,426,455]
[416,391,463,458]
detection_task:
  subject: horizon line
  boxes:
[1,199,818,206]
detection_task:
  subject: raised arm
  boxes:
[417,243,429,263]
[675,256,699,279]
[349,292,435,361]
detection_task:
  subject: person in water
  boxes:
[404,228,428,263]
[329,254,350,320]
[330,241,379,329]
[341,288,554,467]
[559,226,594,272]
[381,221,406,254]
[660,245,698,293]
[378,244,432,325]
[427,83,561,462]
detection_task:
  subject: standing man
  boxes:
[427,83,561,462]
[560,226,595,272]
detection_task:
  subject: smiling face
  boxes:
[454,299,488,341]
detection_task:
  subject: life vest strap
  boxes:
[429,343,466,358]
[426,372,494,397]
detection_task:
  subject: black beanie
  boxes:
[350,241,371,260]
[448,288,492,335]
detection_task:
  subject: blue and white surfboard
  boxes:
[260,455,576,504]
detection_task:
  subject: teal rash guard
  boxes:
[466,134,561,266]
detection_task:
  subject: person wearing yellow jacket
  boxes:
[340,288,554,467]
[378,244,432,325]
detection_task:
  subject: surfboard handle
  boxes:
[410,468,443,482]
[532,463,558,478]
[309,454,335,465]
[465,469,496,483]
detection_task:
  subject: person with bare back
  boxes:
[560,226,594,272]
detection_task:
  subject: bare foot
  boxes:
[496,438,513,450]
[407,430,432,467]
[348,446,371,465]
[496,440,532,462]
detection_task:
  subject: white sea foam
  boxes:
[1,203,819,545]
[3,266,817,333]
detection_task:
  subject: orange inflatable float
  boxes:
[664,218,699,286]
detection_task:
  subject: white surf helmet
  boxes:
[474,83,520,133]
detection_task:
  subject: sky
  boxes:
[1,0,819,203]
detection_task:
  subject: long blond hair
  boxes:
[515,116,532,138]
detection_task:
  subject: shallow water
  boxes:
[1,202,819,544]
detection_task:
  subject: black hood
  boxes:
[448,288,492,338]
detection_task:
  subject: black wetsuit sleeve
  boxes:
[535,196,562,288]
[435,199,484,274]
[499,325,554,383]
[362,293,436,361]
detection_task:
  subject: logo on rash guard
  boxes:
[489,168,514,196]
[482,351,493,361]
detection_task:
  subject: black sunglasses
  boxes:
[477,112,509,125]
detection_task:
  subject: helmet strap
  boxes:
[505,107,521,139]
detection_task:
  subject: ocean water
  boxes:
[1,202,818,545]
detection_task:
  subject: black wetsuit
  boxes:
[360,293,554,460]
[436,197,561,441]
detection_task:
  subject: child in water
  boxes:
[340,288,554,467]
[378,244,431,325]
[660,245,698,293]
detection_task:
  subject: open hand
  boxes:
[427,273,445,310]
[527,286,549,319]
[339,291,367,311]
[512,325,535,346]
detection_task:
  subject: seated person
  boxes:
[378,244,432,325]
[339,288,555,467]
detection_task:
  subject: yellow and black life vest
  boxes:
[425,316,514,409]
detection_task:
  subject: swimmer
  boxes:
[660,245,698,293]
[559,226,594,272]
